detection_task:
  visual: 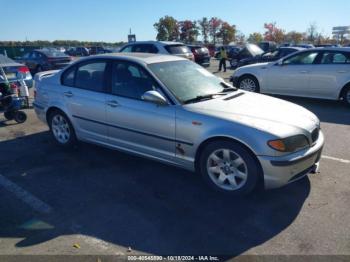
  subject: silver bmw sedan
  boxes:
[33,53,324,195]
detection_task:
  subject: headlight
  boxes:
[268,135,309,152]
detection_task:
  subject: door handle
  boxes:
[64,91,73,97]
[337,70,347,73]
[299,71,309,74]
[106,100,119,107]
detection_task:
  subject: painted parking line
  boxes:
[0,175,52,214]
[322,155,350,164]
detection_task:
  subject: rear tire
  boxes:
[238,75,260,93]
[342,86,350,106]
[14,111,27,123]
[199,140,260,195]
[48,110,77,147]
[4,111,15,120]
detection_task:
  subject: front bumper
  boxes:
[230,75,239,87]
[258,130,325,189]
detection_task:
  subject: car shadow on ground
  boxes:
[273,95,350,125]
[0,131,310,256]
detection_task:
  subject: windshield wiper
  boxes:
[183,83,238,104]
[183,93,226,104]
[220,82,238,92]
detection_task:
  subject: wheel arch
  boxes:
[339,82,350,100]
[46,106,70,124]
[238,74,261,91]
[194,136,264,188]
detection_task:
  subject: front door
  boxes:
[265,51,319,96]
[105,60,176,162]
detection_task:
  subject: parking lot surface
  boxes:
[0,59,349,259]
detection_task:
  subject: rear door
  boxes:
[61,59,109,143]
[265,51,320,96]
[309,50,350,99]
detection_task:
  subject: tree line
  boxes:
[154,16,237,45]
[154,16,348,45]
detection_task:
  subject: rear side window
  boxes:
[62,66,76,87]
[120,45,132,52]
[132,44,158,54]
[164,44,191,54]
[320,52,350,64]
[61,61,107,92]
[75,62,107,92]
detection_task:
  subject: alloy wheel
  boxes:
[51,114,71,144]
[206,149,248,191]
[240,78,256,92]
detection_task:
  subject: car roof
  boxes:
[82,52,187,64]
[279,47,304,50]
[124,41,185,46]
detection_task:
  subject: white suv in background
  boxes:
[119,41,194,61]
[231,48,350,106]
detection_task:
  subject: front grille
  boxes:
[311,128,319,144]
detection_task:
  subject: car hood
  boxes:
[184,91,319,137]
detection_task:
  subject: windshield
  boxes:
[148,60,228,103]
[246,44,264,56]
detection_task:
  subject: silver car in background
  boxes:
[231,48,350,106]
[33,53,324,195]
[119,41,194,61]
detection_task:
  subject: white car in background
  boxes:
[231,48,350,106]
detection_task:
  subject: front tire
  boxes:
[238,75,260,93]
[199,140,260,195]
[342,86,350,106]
[48,110,76,147]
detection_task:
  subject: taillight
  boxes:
[18,66,29,73]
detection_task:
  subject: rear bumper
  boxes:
[258,131,324,189]
[33,102,47,123]
[195,56,211,66]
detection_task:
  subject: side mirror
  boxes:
[277,59,284,66]
[142,90,168,106]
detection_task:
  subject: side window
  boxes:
[62,66,76,87]
[111,61,157,100]
[75,61,107,92]
[150,45,159,54]
[23,53,30,59]
[320,52,350,64]
[120,45,133,53]
[283,52,318,65]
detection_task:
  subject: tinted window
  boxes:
[120,45,132,52]
[320,52,350,64]
[111,61,156,100]
[164,44,191,54]
[62,66,76,87]
[75,61,107,92]
[283,52,318,65]
[132,44,158,53]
